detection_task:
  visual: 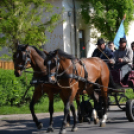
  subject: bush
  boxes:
[0,69,33,106]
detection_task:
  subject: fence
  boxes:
[0,61,14,70]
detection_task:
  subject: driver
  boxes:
[92,38,114,69]
[114,38,133,82]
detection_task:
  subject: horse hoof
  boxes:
[47,127,54,133]
[71,127,78,132]
[94,118,99,124]
[59,129,66,134]
[37,122,43,129]
[100,122,106,127]
[65,122,70,127]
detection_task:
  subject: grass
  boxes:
[0,89,134,115]
[0,98,65,115]
[109,88,134,104]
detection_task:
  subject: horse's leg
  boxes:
[59,100,70,134]
[66,112,70,126]
[70,102,78,132]
[99,78,108,127]
[47,92,54,132]
[75,93,82,122]
[86,85,99,124]
[59,89,78,134]
[30,85,43,129]
[92,92,100,124]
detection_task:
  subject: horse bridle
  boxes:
[14,46,31,71]
[46,51,60,84]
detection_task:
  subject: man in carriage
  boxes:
[92,38,115,69]
[114,38,133,83]
[92,38,133,84]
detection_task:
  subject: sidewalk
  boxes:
[0,106,120,120]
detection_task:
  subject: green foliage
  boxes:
[81,0,134,41]
[0,0,62,52]
[0,69,62,108]
[0,69,33,106]
[0,54,12,61]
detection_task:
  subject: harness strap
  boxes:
[80,59,88,80]
[71,59,78,83]
[57,73,100,88]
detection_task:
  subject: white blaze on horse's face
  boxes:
[44,57,57,83]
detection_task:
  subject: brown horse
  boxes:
[13,45,81,133]
[42,49,117,132]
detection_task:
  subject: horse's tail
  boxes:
[108,71,122,90]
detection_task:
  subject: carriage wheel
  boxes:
[115,94,128,111]
[126,99,134,122]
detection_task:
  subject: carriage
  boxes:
[13,45,134,134]
[80,66,134,122]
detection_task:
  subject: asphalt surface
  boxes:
[0,106,134,134]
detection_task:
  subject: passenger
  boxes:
[92,38,114,69]
[131,41,134,64]
[114,38,133,81]
[107,41,115,52]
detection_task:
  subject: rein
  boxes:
[97,47,110,60]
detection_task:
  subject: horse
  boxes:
[13,45,82,133]
[42,49,120,132]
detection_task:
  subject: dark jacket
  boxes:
[92,47,114,59]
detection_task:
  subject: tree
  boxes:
[81,0,134,41]
[0,0,61,52]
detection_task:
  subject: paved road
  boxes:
[0,106,134,134]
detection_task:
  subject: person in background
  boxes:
[107,41,115,52]
[92,38,115,69]
[131,41,134,64]
[114,38,133,82]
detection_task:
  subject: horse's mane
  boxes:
[31,46,46,59]
[56,49,75,59]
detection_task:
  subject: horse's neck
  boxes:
[30,50,45,75]
[59,58,73,72]
[60,58,82,75]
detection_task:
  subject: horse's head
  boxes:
[43,50,59,83]
[43,49,75,84]
[13,45,31,77]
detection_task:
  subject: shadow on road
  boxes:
[0,113,134,134]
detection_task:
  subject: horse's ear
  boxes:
[43,50,49,56]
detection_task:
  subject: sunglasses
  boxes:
[132,46,134,48]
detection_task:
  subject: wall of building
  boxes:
[44,0,64,52]
[62,0,91,58]
[62,0,75,56]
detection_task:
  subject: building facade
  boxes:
[44,0,94,58]
[0,0,134,59]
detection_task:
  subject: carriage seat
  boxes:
[111,67,134,88]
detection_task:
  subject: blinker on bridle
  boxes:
[15,45,31,70]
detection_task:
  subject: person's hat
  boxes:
[119,38,127,43]
[96,38,105,45]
